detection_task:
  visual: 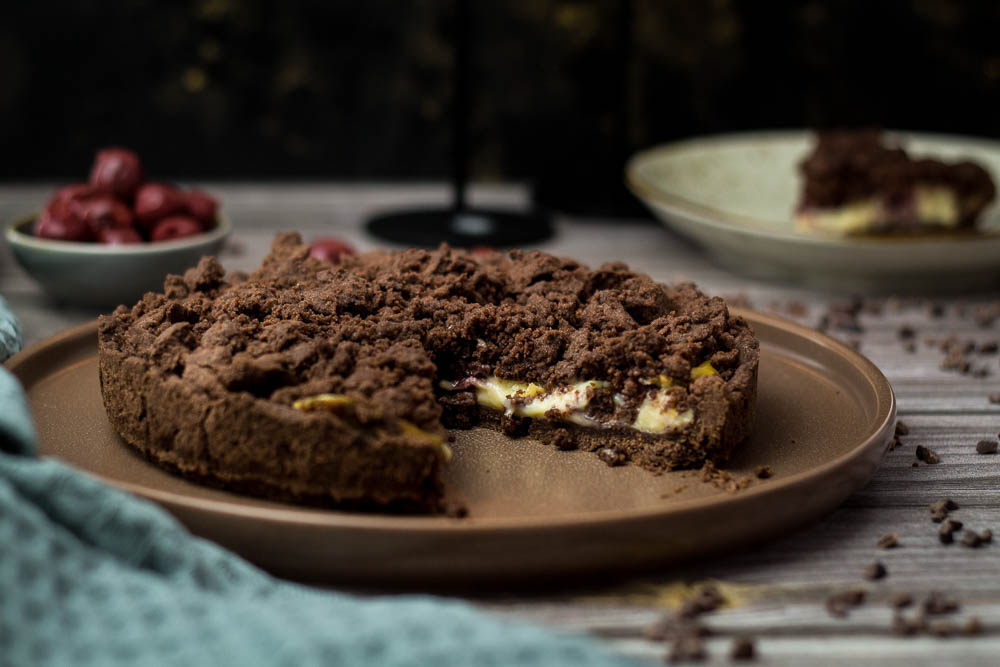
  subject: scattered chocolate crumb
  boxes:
[991,393,1000,404]
[889,592,913,609]
[877,533,900,549]
[929,303,945,318]
[962,616,982,636]
[912,462,920,468]
[667,632,706,663]
[677,584,726,619]
[890,437,903,451]
[897,325,916,340]
[980,529,993,543]
[597,446,627,467]
[825,590,866,618]
[892,613,924,636]
[550,428,577,451]
[928,620,958,637]
[976,439,998,455]
[754,465,773,479]
[696,462,754,493]
[980,341,999,354]
[895,421,910,436]
[930,499,959,522]
[939,519,963,544]
[961,530,984,548]
[923,592,960,615]
[916,445,940,464]
[973,367,990,378]
[499,413,531,438]
[863,561,887,580]
[729,637,756,661]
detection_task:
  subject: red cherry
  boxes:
[150,216,203,242]
[134,183,185,229]
[52,183,102,205]
[308,237,356,264]
[89,148,144,200]
[97,227,144,245]
[33,207,91,242]
[74,196,134,236]
[184,189,218,228]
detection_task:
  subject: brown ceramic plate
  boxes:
[5,310,894,588]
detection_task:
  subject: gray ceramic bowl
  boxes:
[5,213,230,308]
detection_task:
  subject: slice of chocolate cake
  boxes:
[98,234,759,513]
[795,130,995,234]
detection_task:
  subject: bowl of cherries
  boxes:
[5,147,230,307]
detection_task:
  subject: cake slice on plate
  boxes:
[795,129,995,235]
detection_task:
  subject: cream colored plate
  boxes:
[626,130,1000,292]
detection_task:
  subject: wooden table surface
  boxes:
[3,184,999,666]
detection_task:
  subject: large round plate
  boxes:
[6,312,894,589]
[626,130,1000,292]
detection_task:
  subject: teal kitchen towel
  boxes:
[0,299,637,667]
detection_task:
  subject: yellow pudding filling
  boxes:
[292,393,452,461]
[441,362,716,435]
[795,186,961,234]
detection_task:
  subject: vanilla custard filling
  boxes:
[796,186,960,234]
[440,361,715,435]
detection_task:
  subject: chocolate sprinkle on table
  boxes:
[825,590,866,618]
[976,439,998,455]
[916,445,941,464]
[729,637,756,661]
[923,592,960,615]
[863,561,888,580]
[877,533,900,549]
[889,592,913,609]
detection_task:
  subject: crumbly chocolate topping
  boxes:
[98,233,758,508]
[798,129,995,222]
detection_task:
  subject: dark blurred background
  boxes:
[4,0,1000,214]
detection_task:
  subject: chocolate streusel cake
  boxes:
[98,233,758,512]
[796,129,995,235]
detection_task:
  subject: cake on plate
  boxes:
[98,233,759,513]
[795,129,996,235]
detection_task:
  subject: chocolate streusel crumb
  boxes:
[976,439,998,455]
[729,637,756,661]
[877,533,900,549]
[754,465,773,479]
[962,616,982,636]
[939,519,963,544]
[549,428,577,451]
[961,530,984,548]
[923,592,960,615]
[889,592,913,609]
[826,590,866,618]
[863,561,888,580]
[894,421,910,436]
[597,447,627,467]
[916,445,940,464]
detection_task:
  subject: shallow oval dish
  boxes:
[626,130,1000,292]
[5,213,231,308]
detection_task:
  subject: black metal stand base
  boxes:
[365,207,553,248]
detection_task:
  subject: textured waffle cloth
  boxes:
[0,296,637,667]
